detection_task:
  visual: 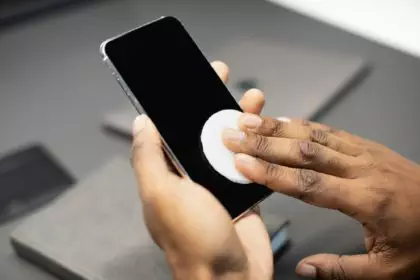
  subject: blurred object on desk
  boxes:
[213,38,368,118]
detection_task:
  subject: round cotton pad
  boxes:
[200,109,251,184]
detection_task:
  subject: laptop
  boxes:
[103,38,366,136]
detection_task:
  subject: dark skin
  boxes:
[223,112,420,279]
[133,61,420,279]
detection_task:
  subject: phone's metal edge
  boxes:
[99,16,166,54]
[100,42,189,179]
[100,17,272,221]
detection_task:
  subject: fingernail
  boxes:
[240,113,262,129]
[296,264,317,279]
[133,115,147,136]
[277,117,291,123]
[222,129,245,142]
[235,153,256,166]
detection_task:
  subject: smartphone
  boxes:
[100,16,272,219]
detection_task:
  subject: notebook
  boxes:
[11,157,288,280]
[0,144,74,225]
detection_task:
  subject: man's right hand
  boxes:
[223,112,420,279]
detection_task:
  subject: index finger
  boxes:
[234,153,364,218]
[132,115,178,198]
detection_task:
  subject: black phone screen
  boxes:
[104,16,271,218]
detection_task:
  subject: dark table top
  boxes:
[1,0,419,279]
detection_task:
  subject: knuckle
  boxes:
[297,169,321,198]
[132,137,146,152]
[310,129,329,146]
[250,133,270,154]
[266,163,279,178]
[131,141,161,166]
[268,120,285,136]
[131,142,146,163]
[263,163,283,186]
[298,140,320,162]
[329,138,342,152]
[328,255,351,280]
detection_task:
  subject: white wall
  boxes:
[267,0,420,58]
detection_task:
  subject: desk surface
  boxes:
[1,0,420,279]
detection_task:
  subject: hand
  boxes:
[223,114,420,279]
[131,61,272,280]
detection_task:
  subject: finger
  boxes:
[238,114,363,156]
[211,61,266,115]
[280,119,368,152]
[239,88,265,114]
[296,254,383,280]
[223,130,358,177]
[291,119,382,151]
[234,154,359,215]
[211,60,229,83]
[234,212,273,280]
[132,115,177,198]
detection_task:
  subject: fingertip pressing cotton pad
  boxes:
[201,109,251,184]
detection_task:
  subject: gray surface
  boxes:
[103,38,365,136]
[11,158,172,280]
[214,38,365,118]
[10,157,288,280]
[0,0,420,279]
[0,0,78,23]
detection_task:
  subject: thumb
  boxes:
[296,253,378,280]
[132,115,173,196]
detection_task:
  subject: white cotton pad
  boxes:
[201,109,251,184]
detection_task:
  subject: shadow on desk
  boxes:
[274,218,365,279]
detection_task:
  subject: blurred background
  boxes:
[1,0,420,279]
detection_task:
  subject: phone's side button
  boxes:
[115,76,131,97]
[116,77,124,88]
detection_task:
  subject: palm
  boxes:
[157,178,273,278]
